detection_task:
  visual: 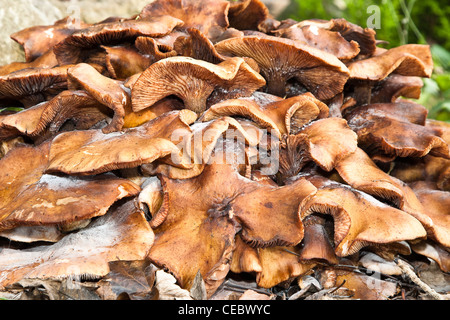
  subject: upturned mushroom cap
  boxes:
[53,15,184,65]
[344,101,450,160]
[10,16,89,62]
[0,142,140,232]
[0,90,109,142]
[46,109,197,176]
[134,36,177,62]
[131,56,266,114]
[0,65,72,107]
[138,0,230,39]
[200,92,328,137]
[147,161,316,296]
[0,200,154,289]
[67,63,131,133]
[214,35,350,99]
[278,118,358,181]
[347,44,433,81]
[299,184,427,257]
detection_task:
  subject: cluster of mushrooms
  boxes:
[0,0,449,300]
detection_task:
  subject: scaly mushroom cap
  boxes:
[299,184,427,257]
[46,109,197,176]
[131,56,266,114]
[409,181,450,247]
[11,16,89,62]
[0,142,140,232]
[273,22,360,60]
[347,44,433,81]
[147,161,316,296]
[53,15,184,65]
[278,117,358,181]
[201,92,328,137]
[139,0,230,39]
[0,200,153,289]
[0,65,72,107]
[214,35,350,99]
[344,101,450,160]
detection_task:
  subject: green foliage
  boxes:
[281,0,450,121]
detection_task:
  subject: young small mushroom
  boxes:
[214,35,350,99]
[131,56,266,114]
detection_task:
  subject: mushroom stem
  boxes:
[264,71,288,97]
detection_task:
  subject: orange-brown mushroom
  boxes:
[53,15,183,65]
[278,117,358,182]
[344,101,450,161]
[131,56,265,114]
[214,35,350,99]
[46,109,197,176]
[0,49,58,76]
[200,92,328,137]
[11,16,89,62]
[227,0,269,32]
[147,160,316,296]
[0,200,154,289]
[299,183,427,257]
[0,65,72,108]
[138,0,230,40]
[409,181,450,248]
[0,141,140,232]
[273,22,360,61]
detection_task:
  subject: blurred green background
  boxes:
[279,0,450,121]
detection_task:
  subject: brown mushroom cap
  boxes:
[344,101,450,160]
[278,117,358,182]
[409,181,450,247]
[101,45,153,80]
[410,240,450,273]
[299,184,427,257]
[147,161,316,296]
[67,63,131,133]
[214,35,350,99]
[370,74,424,103]
[0,142,140,232]
[200,92,328,137]
[0,49,58,76]
[131,56,266,114]
[274,22,360,60]
[46,109,197,176]
[0,200,153,289]
[11,16,89,62]
[138,0,230,39]
[134,36,177,62]
[53,15,183,65]
[347,44,433,81]
[227,0,269,31]
[0,65,72,107]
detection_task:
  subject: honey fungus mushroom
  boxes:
[131,56,265,114]
[214,35,350,99]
